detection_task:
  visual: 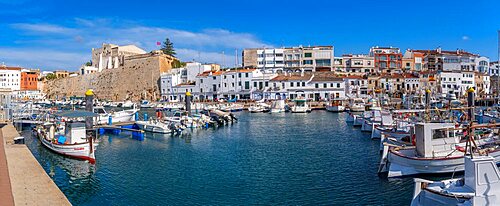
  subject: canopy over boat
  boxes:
[55,110,98,118]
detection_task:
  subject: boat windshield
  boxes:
[94,108,106,114]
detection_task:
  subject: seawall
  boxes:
[1,124,71,205]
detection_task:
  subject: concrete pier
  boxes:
[0,123,71,205]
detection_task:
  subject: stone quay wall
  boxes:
[45,53,175,101]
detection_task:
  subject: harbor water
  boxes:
[22,111,415,205]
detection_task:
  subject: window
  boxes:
[323,83,327,88]
[315,83,319,88]
[337,83,340,88]
[302,82,305,87]
[245,73,249,78]
[200,79,203,83]
[303,60,313,65]
[304,53,312,58]
[245,81,250,89]
[291,82,294,87]
[254,82,257,88]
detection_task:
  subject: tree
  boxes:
[161,38,176,57]
[85,60,92,66]
[45,73,57,80]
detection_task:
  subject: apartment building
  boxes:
[341,54,375,75]
[0,66,21,91]
[369,46,402,73]
[242,45,334,73]
[438,71,475,96]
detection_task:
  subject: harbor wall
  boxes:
[1,124,70,205]
[45,52,175,101]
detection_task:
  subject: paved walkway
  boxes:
[0,123,14,205]
[1,124,71,206]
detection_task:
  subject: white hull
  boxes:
[350,105,365,112]
[40,137,95,162]
[95,110,137,125]
[270,109,285,113]
[326,105,345,112]
[291,107,311,113]
[135,121,171,134]
[387,149,500,177]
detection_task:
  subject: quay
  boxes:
[0,123,70,205]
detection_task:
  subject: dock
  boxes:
[0,123,70,205]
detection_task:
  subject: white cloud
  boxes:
[11,23,77,34]
[7,19,271,69]
[462,36,470,41]
[0,47,87,69]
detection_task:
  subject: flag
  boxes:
[156,41,161,46]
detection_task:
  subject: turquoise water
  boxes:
[23,111,415,205]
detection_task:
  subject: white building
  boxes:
[80,65,99,75]
[267,72,345,101]
[344,76,368,97]
[16,90,44,100]
[243,46,335,73]
[439,71,475,96]
[0,66,21,91]
[489,62,499,76]
[91,43,147,72]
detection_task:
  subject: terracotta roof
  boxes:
[197,71,224,77]
[410,49,478,57]
[343,75,364,79]
[0,66,22,71]
[225,68,256,73]
[270,74,313,81]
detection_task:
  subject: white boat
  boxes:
[379,122,500,177]
[270,100,286,113]
[135,120,172,134]
[349,98,365,112]
[120,100,135,108]
[326,99,345,112]
[291,98,311,113]
[140,100,156,108]
[163,103,184,111]
[248,103,270,113]
[93,106,138,125]
[33,111,98,163]
[411,155,500,206]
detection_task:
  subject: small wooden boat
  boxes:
[326,99,345,112]
[411,155,500,205]
[33,110,98,163]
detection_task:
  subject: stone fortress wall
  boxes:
[45,52,175,101]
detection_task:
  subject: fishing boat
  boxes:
[135,119,172,134]
[326,98,345,112]
[270,100,287,113]
[33,110,98,163]
[349,98,365,112]
[379,122,500,177]
[411,155,500,206]
[291,98,311,113]
[93,106,138,125]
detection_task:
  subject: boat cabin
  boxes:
[414,122,459,158]
[63,121,87,144]
[464,156,500,205]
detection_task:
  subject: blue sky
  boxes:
[0,0,499,70]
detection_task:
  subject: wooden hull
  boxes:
[40,136,96,163]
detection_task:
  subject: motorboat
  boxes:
[135,119,172,134]
[220,103,244,112]
[270,100,287,113]
[140,100,156,108]
[411,155,500,206]
[379,122,500,178]
[349,98,365,112]
[291,98,311,113]
[326,99,345,112]
[248,103,270,113]
[120,100,135,108]
[33,110,98,163]
[93,106,138,125]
